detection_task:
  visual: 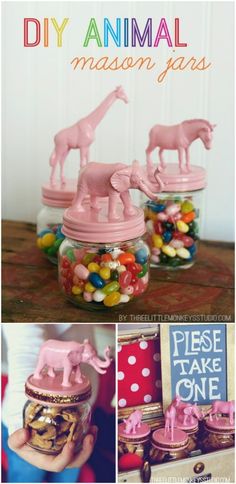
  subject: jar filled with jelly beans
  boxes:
[37,180,77,264]
[59,201,150,310]
[150,428,189,464]
[143,164,206,269]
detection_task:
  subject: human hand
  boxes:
[8,426,98,472]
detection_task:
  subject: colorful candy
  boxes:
[37,224,65,263]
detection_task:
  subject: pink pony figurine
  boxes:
[164,401,177,441]
[123,410,143,435]
[33,339,111,387]
[205,400,235,425]
[146,119,216,174]
[72,160,160,221]
[49,86,128,184]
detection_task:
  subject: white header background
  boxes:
[2,1,234,241]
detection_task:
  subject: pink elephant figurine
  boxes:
[172,395,203,425]
[72,160,161,220]
[49,86,128,184]
[205,400,235,425]
[33,339,111,387]
[123,410,143,434]
[146,119,216,174]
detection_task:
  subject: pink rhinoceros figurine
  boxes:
[123,410,143,434]
[33,339,111,387]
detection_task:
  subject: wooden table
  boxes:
[2,220,234,322]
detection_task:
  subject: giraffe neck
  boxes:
[84,91,117,129]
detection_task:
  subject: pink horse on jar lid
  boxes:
[205,400,235,425]
[146,119,216,174]
[49,86,128,185]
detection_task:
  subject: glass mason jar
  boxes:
[23,370,91,455]
[150,428,189,464]
[176,421,199,453]
[59,201,150,310]
[201,418,235,453]
[118,421,151,461]
[37,180,76,264]
[142,164,206,270]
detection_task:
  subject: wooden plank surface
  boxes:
[2,220,234,323]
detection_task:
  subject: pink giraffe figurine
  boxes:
[123,410,143,435]
[164,401,177,441]
[205,400,235,425]
[49,86,128,184]
[146,119,216,174]
[33,339,111,387]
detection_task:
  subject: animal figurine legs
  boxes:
[74,364,83,384]
[120,191,136,216]
[158,148,166,171]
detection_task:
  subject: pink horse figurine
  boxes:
[49,86,128,184]
[164,401,177,441]
[123,410,143,435]
[205,400,235,425]
[146,119,216,174]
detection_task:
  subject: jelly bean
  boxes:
[181,211,195,224]
[159,253,169,263]
[181,235,195,247]
[118,253,135,265]
[181,200,194,213]
[170,239,184,249]
[61,256,70,269]
[163,231,172,243]
[121,285,134,295]
[102,281,120,295]
[189,221,199,232]
[54,238,64,250]
[83,291,92,302]
[120,294,130,303]
[141,273,149,285]
[82,253,96,266]
[37,238,44,249]
[47,246,57,257]
[103,292,121,307]
[38,228,53,238]
[66,248,76,262]
[162,245,176,258]
[135,248,148,264]
[188,244,197,256]
[111,248,124,260]
[153,221,163,235]
[99,267,111,280]
[126,263,142,275]
[152,234,163,249]
[146,220,154,233]
[176,220,189,233]
[151,255,160,264]
[88,272,106,289]
[101,253,112,263]
[147,202,165,213]
[93,290,106,302]
[74,264,89,280]
[188,230,199,240]
[41,233,56,247]
[72,285,83,295]
[152,247,161,255]
[103,260,120,270]
[85,282,96,293]
[163,222,174,231]
[176,248,191,259]
[137,263,148,278]
[56,226,64,238]
[88,262,100,273]
[119,270,132,288]
[168,257,183,267]
[116,265,126,274]
[165,203,180,216]
[93,255,101,264]
[157,212,168,222]
[133,279,146,296]
[111,270,119,280]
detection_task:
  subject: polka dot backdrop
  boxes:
[118,338,162,408]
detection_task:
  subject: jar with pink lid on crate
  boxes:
[36,180,77,264]
[142,164,207,270]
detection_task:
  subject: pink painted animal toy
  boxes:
[33,339,111,387]
[172,395,203,425]
[146,119,216,174]
[164,401,177,441]
[205,400,235,425]
[49,86,128,184]
[72,160,160,220]
[123,410,143,434]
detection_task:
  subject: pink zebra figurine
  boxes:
[146,119,216,174]
[123,410,143,435]
[205,400,235,425]
[164,401,177,441]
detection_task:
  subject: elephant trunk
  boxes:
[139,180,157,201]
[92,346,111,369]
[89,358,107,375]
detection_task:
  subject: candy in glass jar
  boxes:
[150,427,189,464]
[118,410,151,464]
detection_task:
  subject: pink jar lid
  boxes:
[206,417,235,433]
[152,427,189,451]
[156,164,207,192]
[62,200,146,243]
[176,418,198,432]
[118,422,151,439]
[42,179,77,208]
[25,371,91,407]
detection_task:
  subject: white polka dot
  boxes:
[153,353,160,362]
[155,380,162,388]
[128,355,136,365]
[140,341,148,350]
[142,368,150,377]
[131,383,139,392]
[118,371,125,381]
[119,398,127,407]
[118,345,122,352]
[144,394,152,403]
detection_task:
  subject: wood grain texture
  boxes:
[2,221,234,323]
